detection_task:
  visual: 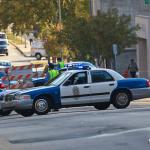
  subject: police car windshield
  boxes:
[50,72,72,86]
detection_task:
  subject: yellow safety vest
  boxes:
[48,70,59,80]
[58,61,65,69]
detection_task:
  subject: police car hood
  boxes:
[17,85,57,95]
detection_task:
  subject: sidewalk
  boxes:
[9,40,31,57]
[132,98,150,105]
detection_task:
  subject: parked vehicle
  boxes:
[2,68,150,117]
[0,60,11,68]
[0,89,19,116]
[31,40,46,60]
[0,39,9,56]
[0,32,7,40]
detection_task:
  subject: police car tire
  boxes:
[15,109,34,117]
[0,110,12,116]
[94,102,110,110]
[112,90,131,109]
[34,96,51,115]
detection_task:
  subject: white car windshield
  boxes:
[50,72,72,86]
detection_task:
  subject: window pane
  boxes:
[64,72,87,86]
[91,71,113,83]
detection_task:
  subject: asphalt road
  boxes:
[0,44,35,66]
[1,104,150,150]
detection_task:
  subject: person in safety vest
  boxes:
[48,63,59,81]
[57,57,65,70]
[48,63,59,111]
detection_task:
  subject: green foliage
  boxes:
[0,0,57,33]
[62,9,139,64]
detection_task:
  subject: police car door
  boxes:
[60,71,91,106]
[90,70,117,103]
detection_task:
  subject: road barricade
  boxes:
[0,64,44,89]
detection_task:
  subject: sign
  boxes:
[144,0,150,5]
[112,44,118,55]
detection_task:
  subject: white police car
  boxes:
[3,68,150,117]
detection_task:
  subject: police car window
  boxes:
[50,72,72,86]
[91,71,114,83]
[63,72,87,86]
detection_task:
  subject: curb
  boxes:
[9,41,28,57]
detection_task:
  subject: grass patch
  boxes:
[7,32,25,45]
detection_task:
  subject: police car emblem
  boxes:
[72,86,80,96]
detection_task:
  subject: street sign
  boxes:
[144,0,150,5]
[112,44,118,55]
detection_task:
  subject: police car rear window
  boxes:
[91,71,114,83]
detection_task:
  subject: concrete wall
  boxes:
[136,15,150,79]
[91,0,150,23]
[116,49,136,75]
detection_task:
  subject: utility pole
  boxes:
[58,0,62,24]
[58,0,63,60]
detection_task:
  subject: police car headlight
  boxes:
[15,94,31,100]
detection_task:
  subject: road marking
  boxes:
[87,127,150,139]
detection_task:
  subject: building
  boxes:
[90,0,150,78]
[91,0,150,21]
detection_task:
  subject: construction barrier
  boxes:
[0,63,45,89]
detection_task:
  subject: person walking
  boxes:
[128,59,138,78]
[57,57,65,70]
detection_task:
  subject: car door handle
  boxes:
[109,83,114,86]
[83,85,90,88]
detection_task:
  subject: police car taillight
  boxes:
[146,80,150,87]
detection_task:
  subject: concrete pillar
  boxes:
[137,38,148,78]
[136,15,150,79]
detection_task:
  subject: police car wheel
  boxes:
[34,96,50,115]
[112,91,131,109]
[15,109,34,117]
[0,110,12,116]
[94,102,110,110]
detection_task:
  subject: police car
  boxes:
[3,68,150,117]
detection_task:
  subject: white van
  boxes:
[31,40,46,60]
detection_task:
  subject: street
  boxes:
[0,42,150,150]
[0,103,150,150]
[0,44,35,66]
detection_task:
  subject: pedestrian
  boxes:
[29,38,33,45]
[57,57,65,70]
[128,59,138,78]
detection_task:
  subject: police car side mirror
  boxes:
[63,80,71,86]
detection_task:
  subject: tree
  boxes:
[0,0,90,62]
[0,0,57,33]
[62,9,139,66]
